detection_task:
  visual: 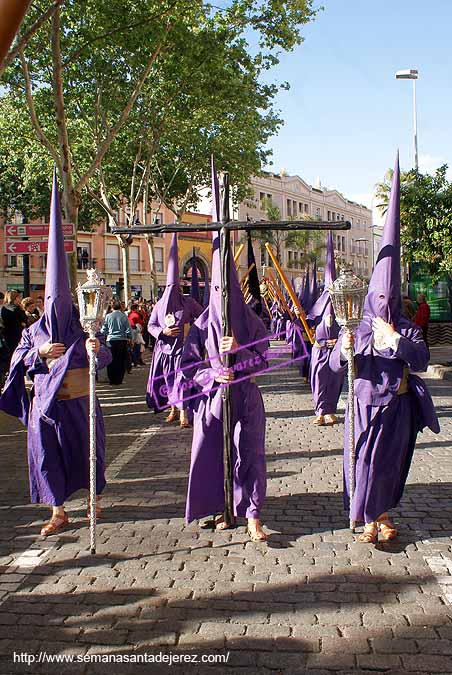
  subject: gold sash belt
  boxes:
[56,368,90,400]
[397,366,409,396]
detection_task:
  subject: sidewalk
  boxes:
[0,348,451,674]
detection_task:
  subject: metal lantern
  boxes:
[76,269,112,336]
[329,267,367,532]
[329,266,367,332]
[76,269,112,554]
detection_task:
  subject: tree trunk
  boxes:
[120,241,130,306]
[144,235,158,301]
[61,191,79,290]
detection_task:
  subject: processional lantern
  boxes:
[76,269,112,555]
[329,266,367,333]
[329,266,367,532]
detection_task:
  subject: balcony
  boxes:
[77,257,97,270]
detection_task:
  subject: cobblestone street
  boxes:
[0,344,451,674]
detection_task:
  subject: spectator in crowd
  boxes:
[0,291,4,308]
[414,293,430,346]
[128,303,145,366]
[101,299,132,385]
[34,296,44,318]
[402,295,416,321]
[22,297,39,327]
[0,313,9,388]
[0,290,26,357]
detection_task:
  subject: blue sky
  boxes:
[260,0,452,221]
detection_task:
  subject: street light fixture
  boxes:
[395,69,419,170]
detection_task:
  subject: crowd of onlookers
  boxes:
[0,289,156,388]
[101,298,156,385]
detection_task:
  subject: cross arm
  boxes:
[111,220,351,235]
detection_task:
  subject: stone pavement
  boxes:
[0,344,451,674]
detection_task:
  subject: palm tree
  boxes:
[375,167,415,217]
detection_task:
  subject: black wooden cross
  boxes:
[112,175,351,527]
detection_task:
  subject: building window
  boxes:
[304,204,309,213]
[259,192,266,209]
[327,210,331,221]
[341,214,344,221]
[288,250,292,265]
[293,251,299,262]
[342,236,346,252]
[129,246,140,272]
[7,255,24,269]
[155,247,164,273]
[77,244,91,270]
[316,207,321,220]
[106,243,120,272]
[287,199,292,217]
[299,202,303,214]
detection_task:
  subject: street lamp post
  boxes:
[395,69,419,171]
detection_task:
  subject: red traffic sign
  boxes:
[5,223,75,238]
[5,240,75,254]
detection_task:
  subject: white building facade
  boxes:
[235,172,374,284]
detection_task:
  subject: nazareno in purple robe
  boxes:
[308,232,344,416]
[146,233,203,413]
[330,154,440,524]
[0,170,112,506]
[183,156,269,523]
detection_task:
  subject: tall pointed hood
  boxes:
[301,266,310,310]
[44,168,73,342]
[156,232,183,325]
[309,257,318,308]
[246,232,262,312]
[203,271,210,306]
[206,156,261,366]
[364,152,401,323]
[308,231,337,324]
[190,248,200,304]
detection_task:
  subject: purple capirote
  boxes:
[330,153,439,524]
[308,231,343,416]
[182,155,269,524]
[146,232,203,412]
[0,169,112,506]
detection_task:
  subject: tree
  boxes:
[285,216,326,272]
[376,165,452,318]
[1,0,318,288]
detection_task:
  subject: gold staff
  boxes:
[265,243,314,344]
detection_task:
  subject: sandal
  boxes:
[166,409,179,424]
[247,518,267,542]
[377,517,398,541]
[313,415,325,426]
[40,512,69,537]
[357,522,378,543]
[179,412,190,429]
[324,414,337,426]
[215,514,236,531]
[87,497,102,520]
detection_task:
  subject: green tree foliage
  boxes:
[376,165,452,315]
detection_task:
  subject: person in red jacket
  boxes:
[414,293,430,346]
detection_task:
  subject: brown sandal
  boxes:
[215,514,236,531]
[166,409,179,423]
[179,412,190,428]
[324,414,337,426]
[247,518,267,542]
[377,518,398,541]
[313,415,325,426]
[357,522,378,543]
[40,512,69,537]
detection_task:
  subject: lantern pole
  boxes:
[329,268,367,532]
[76,269,112,555]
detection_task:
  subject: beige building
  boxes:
[235,172,373,285]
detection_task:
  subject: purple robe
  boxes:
[330,323,439,522]
[0,318,111,505]
[330,154,439,523]
[146,295,203,412]
[183,310,268,523]
[183,154,268,523]
[308,232,343,415]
